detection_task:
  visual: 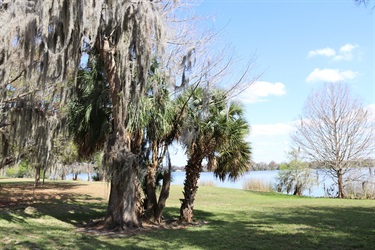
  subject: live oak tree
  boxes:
[0,0,166,229]
[292,83,374,198]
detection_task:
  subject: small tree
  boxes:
[276,149,316,196]
[292,83,374,198]
[179,88,251,222]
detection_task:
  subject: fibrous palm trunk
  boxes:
[145,143,159,220]
[180,157,203,222]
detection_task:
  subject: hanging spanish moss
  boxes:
[1,0,166,228]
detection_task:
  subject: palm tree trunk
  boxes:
[180,157,203,222]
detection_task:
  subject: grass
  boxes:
[1,178,375,249]
[242,178,273,192]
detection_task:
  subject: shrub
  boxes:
[4,161,34,178]
[345,180,375,199]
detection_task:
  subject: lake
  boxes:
[66,168,373,198]
[171,170,331,197]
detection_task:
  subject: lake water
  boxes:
[172,170,335,197]
[66,168,373,198]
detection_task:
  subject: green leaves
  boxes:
[67,54,111,159]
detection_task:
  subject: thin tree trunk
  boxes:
[34,166,41,188]
[155,167,171,223]
[87,164,91,182]
[180,157,203,222]
[42,167,46,185]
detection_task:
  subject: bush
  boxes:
[345,181,375,199]
[5,161,34,178]
[5,167,18,178]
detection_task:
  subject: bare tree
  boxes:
[292,83,374,198]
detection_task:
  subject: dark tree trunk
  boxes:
[154,168,171,223]
[293,183,302,196]
[105,140,141,229]
[180,157,203,222]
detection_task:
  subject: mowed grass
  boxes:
[1,178,374,249]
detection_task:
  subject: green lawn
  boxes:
[0,180,374,249]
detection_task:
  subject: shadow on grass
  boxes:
[147,205,375,249]
[0,181,128,249]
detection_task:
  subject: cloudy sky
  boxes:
[171,1,374,166]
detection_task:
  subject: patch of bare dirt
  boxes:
[76,218,209,238]
[0,179,109,208]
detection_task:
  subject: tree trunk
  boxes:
[145,165,157,220]
[105,141,141,229]
[293,183,302,196]
[87,164,91,182]
[42,167,46,185]
[337,169,345,198]
[34,166,41,188]
[180,157,203,222]
[155,168,171,223]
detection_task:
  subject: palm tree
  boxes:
[139,61,176,222]
[68,53,111,159]
[180,88,251,222]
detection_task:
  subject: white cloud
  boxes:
[340,43,358,53]
[237,81,286,104]
[247,124,295,163]
[307,43,359,61]
[251,122,295,137]
[307,48,336,58]
[306,68,358,83]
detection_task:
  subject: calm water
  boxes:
[172,170,332,197]
[66,168,373,198]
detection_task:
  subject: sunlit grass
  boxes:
[1,180,374,249]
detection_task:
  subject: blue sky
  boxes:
[171,1,374,166]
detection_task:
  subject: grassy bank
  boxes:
[1,179,374,249]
